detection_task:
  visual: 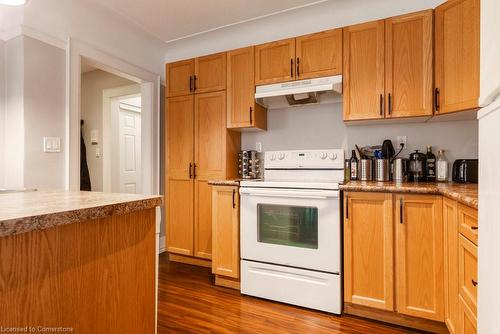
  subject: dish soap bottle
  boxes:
[425,146,436,182]
[436,150,449,182]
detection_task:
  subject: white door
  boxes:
[118,105,142,193]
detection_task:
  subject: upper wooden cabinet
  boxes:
[167,95,194,179]
[435,0,480,114]
[227,46,267,130]
[385,10,433,118]
[344,192,394,311]
[295,29,342,79]
[395,194,444,321]
[255,38,296,85]
[166,59,195,98]
[343,20,385,121]
[194,53,227,94]
[166,53,226,97]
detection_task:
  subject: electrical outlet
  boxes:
[397,136,408,149]
[256,142,262,153]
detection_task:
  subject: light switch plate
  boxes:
[44,137,61,153]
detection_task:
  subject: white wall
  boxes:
[23,36,66,190]
[81,69,137,191]
[164,0,444,62]
[242,103,478,170]
[480,0,500,106]
[3,36,24,189]
[0,40,5,188]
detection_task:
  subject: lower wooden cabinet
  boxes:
[459,295,477,334]
[211,185,240,288]
[444,197,459,334]
[344,192,394,311]
[395,194,444,321]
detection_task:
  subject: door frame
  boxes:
[67,38,160,195]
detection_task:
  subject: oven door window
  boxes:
[257,204,318,249]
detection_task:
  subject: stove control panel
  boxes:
[264,149,345,169]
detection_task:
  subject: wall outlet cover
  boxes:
[397,136,408,149]
[256,142,262,153]
[43,137,61,153]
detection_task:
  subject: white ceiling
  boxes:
[91,0,328,43]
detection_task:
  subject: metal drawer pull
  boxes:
[399,198,403,224]
[189,163,193,178]
[471,226,478,230]
[232,189,236,209]
[472,279,478,287]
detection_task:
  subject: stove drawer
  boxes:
[241,260,341,314]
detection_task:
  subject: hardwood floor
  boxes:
[157,253,420,333]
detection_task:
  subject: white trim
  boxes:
[21,25,67,50]
[102,85,141,193]
[67,38,161,195]
[478,96,500,120]
[0,26,22,41]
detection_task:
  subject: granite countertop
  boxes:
[208,179,245,186]
[0,190,163,237]
[340,181,478,209]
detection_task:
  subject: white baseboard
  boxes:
[159,236,166,253]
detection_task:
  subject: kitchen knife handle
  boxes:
[296,57,300,77]
[435,88,440,112]
[379,94,384,116]
[232,189,236,209]
[400,198,404,224]
[290,58,294,77]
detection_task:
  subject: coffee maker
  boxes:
[409,150,426,182]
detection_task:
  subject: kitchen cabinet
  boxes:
[385,10,433,118]
[295,29,342,80]
[458,234,477,315]
[166,91,240,262]
[166,53,226,97]
[395,194,444,321]
[343,20,385,121]
[458,203,478,245]
[227,46,267,130]
[459,295,477,334]
[344,192,394,311]
[444,197,459,334]
[435,0,480,114]
[255,38,296,85]
[212,185,240,285]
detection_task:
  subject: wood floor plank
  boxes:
[157,253,419,334]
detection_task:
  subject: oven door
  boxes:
[240,187,340,273]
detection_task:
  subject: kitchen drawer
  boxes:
[458,203,478,245]
[459,295,477,334]
[458,234,477,314]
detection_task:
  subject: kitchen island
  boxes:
[0,190,162,334]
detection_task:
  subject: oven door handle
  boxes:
[239,188,338,199]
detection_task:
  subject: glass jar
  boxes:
[436,150,449,182]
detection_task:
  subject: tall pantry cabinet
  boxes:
[166,53,240,263]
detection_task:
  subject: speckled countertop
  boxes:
[340,181,478,209]
[208,179,245,186]
[0,190,163,237]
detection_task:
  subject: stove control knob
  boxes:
[270,154,276,161]
[328,153,337,160]
[278,153,285,160]
[319,152,327,160]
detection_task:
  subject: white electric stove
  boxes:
[239,149,344,314]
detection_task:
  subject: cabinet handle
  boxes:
[189,163,193,179]
[296,57,300,77]
[472,279,478,287]
[400,198,404,224]
[290,58,294,77]
[249,107,253,124]
[471,226,478,230]
[193,75,197,91]
[379,94,384,116]
[193,163,197,179]
[232,189,236,209]
[189,76,193,92]
[388,93,392,115]
[435,88,440,112]
[345,194,349,219]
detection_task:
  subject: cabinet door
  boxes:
[212,186,240,278]
[395,194,444,321]
[194,91,226,180]
[194,52,226,94]
[167,95,194,179]
[458,234,477,314]
[296,29,342,80]
[444,198,459,334]
[167,179,194,255]
[255,38,295,85]
[166,59,194,97]
[344,192,394,311]
[458,203,478,245]
[194,180,212,259]
[385,10,433,118]
[227,46,254,128]
[343,20,385,121]
[435,0,480,114]
[459,295,477,334]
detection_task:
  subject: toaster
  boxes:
[452,159,478,183]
